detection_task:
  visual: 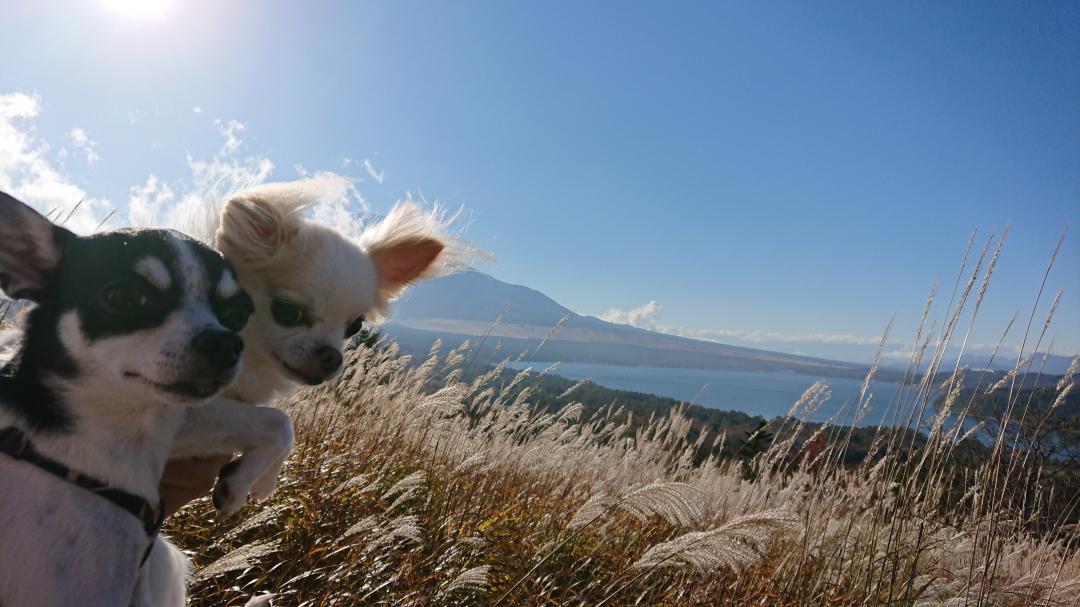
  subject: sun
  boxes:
[101,0,174,19]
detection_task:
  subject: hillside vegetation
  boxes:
[169,330,1079,605]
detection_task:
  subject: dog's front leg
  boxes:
[171,399,294,515]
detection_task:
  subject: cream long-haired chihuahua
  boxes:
[147,178,469,606]
[214,179,458,403]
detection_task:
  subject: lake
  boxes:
[508,361,921,427]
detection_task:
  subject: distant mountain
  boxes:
[957,352,1075,376]
[383,271,877,380]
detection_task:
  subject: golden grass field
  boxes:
[168,249,1080,607]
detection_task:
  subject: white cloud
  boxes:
[1,91,375,253]
[600,300,663,330]
[127,174,176,227]
[0,92,111,233]
[125,116,375,242]
[303,171,369,240]
[67,127,99,165]
[881,348,916,363]
[215,119,245,155]
[192,106,203,114]
[598,299,886,347]
[166,152,276,238]
[363,158,385,184]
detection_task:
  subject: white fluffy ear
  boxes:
[362,203,450,303]
[215,183,309,266]
[0,191,72,301]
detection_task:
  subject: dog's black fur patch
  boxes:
[55,229,186,341]
[0,307,77,433]
[191,242,254,330]
[1,219,250,434]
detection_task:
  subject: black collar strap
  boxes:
[0,426,164,538]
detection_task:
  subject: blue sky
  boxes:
[1,0,1076,363]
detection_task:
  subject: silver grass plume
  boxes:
[632,509,799,572]
[366,514,423,551]
[930,368,967,442]
[340,513,423,550]
[453,452,488,474]
[195,539,281,581]
[1056,356,1079,393]
[569,481,704,530]
[792,380,832,419]
[333,472,375,495]
[443,565,491,594]
[216,503,289,547]
[987,353,1036,395]
[340,514,381,540]
[382,470,426,511]
[957,420,987,444]
[559,378,589,400]
[1051,356,1079,411]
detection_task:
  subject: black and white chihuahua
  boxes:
[0,191,292,607]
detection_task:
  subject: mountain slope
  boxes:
[383,271,873,378]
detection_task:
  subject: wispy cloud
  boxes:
[66,127,99,165]
[595,299,1063,367]
[215,119,245,155]
[127,174,176,227]
[192,106,203,114]
[125,113,274,232]
[1,90,373,245]
[363,158,385,184]
[0,92,110,233]
[149,152,373,241]
[303,171,370,240]
[676,327,884,346]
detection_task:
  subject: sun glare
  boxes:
[102,0,173,19]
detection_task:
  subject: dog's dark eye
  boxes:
[101,281,149,312]
[271,298,308,327]
[218,302,253,333]
[345,315,365,338]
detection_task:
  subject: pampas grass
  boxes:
[631,509,800,571]
[165,227,1079,606]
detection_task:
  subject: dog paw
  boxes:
[213,460,246,515]
[212,478,244,515]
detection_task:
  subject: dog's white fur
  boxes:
[0,196,293,607]
[144,178,467,606]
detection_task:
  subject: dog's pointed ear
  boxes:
[0,192,73,302]
[370,237,445,301]
[216,188,304,266]
[362,202,450,303]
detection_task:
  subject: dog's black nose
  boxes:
[193,329,244,370]
[315,345,343,376]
